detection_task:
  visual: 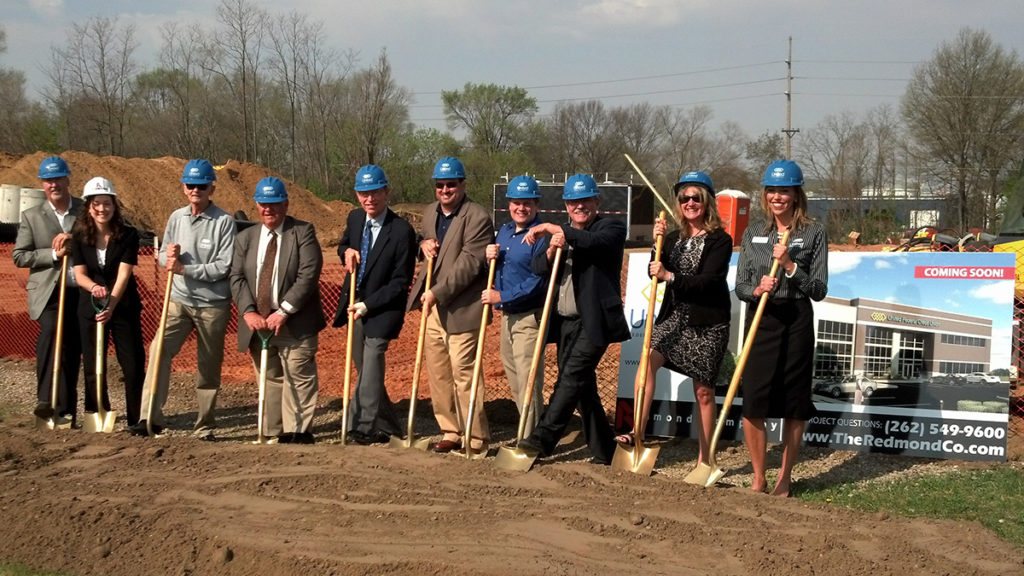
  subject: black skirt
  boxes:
[740,298,816,420]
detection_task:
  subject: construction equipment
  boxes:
[611,211,666,475]
[684,231,790,487]
[461,258,497,460]
[494,247,562,471]
[390,256,434,450]
[36,255,72,431]
[82,294,116,433]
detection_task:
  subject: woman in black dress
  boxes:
[735,160,828,496]
[71,177,145,426]
[618,171,732,466]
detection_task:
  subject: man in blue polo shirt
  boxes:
[482,175,549,437]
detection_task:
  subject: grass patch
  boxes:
[0,562,68,576]
[798,467,1024,548]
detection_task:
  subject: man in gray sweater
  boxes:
[133,159,236,438]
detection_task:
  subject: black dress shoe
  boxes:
[33,403,54,419]
[292,432,315,444]
[516,436,544,456]
[128,420,163,436]
[348,430,372,445]
[276,433,294,444]
[367,430,393,444]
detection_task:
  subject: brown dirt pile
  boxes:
[0,151,353,246]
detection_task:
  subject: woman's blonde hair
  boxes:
[759,186,811,234]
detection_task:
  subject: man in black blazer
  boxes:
[518,174,630,465]
[230,177,326,444]
[13,156,84,424]
[333,165,416,444]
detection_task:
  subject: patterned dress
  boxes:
[650,233,730,384]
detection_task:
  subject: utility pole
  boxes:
[782,36,799,158]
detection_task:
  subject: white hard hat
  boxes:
[83,176,116,198]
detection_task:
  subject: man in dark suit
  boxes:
[518,174,631,465]
[406,157,494,455]
[333,165,416,444]
[230,177,326,444]
[13,156,84,424]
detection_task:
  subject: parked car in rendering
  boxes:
[965,372,1001,384]
[812,374,895,399]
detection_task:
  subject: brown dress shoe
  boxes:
[430,439,462,453]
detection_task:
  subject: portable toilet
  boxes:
[716,189,749,246]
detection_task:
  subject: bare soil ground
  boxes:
[1,357,1022,576]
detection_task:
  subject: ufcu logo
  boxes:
[871,312,887,322]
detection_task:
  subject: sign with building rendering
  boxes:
[617,250,1014,462]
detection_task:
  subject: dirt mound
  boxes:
[0,151,352,246]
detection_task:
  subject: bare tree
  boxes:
[902,27,1024,230]
[348,50,411,167]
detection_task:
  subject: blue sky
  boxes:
[2,0,1023,138]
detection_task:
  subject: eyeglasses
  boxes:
[185,183,210,191]
[680,195,703,204]
[435,181,461,190]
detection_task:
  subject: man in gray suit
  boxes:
[13,156,84,424]
[230,177,325,444]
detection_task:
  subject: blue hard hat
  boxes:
[38,156,70,179]
[506,175,540,199]
[563,174,599,200]
[253,177,288,203]
[354,164,388,192]
[181,159,216,184]
[433,157,466,180]
[674,171,715,196]
[762,159,804,187]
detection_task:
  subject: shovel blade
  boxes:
[611,443,660,476]
[389,435,431,450]
[36,414,72,431]
[682,460,725,488]
[82,411,117,434]
[494,445,539,472]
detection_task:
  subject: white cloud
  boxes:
[969,281,1015,307]
[990,324,1013,369]
[29,0,63,16]
[829,253,863,275]
[874,259,892,269]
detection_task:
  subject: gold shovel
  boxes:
[612,211,666,475]
[494,247,562,472]
[83,294,116,433]
[390,256,434,450]
[253,330,275,444]
[141,269,174,437]
[36,255,72,431]
[684,231,790,487]
[461,258,497,460]
[340,272,356,444]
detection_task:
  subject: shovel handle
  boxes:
[49,255,69,415]
[513,246,562,444]
[632,211,667,448]
[341,271,356,442]
[624,154,682,228]
[405,256,433,442]
[706,230,791,463]
[463,258,497,457]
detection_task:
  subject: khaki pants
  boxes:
[423,307,489,448]
[500,310,544,438]
[249,332,319,436]
[140,301,229,432]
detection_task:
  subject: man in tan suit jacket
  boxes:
[407,157,494,454]
[13,156,84,423]
[230,177,325,444]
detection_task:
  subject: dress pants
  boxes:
[248,331,319,436]
[35,287,81,417]
[139,301,229,431]
[525,315,615,464]
[423,307,490,448]
[80,308,145,426]
[347,318,402,435]
[500,310,544,438]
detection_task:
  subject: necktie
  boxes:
[357,221,372,285]
[257,231,277,317]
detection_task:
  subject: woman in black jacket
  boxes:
[618,171,732,467]
[71,177,145,427]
